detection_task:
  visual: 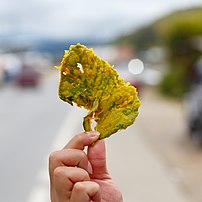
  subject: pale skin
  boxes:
[49,131,123,202]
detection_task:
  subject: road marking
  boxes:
[27,107,86,202]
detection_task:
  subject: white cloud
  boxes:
[0,0,202,39]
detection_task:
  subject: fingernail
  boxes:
[86,131,100,139]
[87,161,93,174]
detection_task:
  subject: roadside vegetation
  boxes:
[116,7,202,98]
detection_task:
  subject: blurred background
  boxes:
[1,0,202,202]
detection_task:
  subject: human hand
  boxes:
[49,131,123,202]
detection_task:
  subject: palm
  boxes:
[91,178,122,202]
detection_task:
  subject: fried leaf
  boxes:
[58,43,141,139]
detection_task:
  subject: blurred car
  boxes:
[184,84,202,145]
[184,59,202,145]
[16,66,40,87]
[0,53,22,83]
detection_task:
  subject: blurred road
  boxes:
[138,87,202,202]
[0,73,71,202]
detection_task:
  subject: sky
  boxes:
[0,0,202,41]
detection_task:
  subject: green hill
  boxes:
[117,7,202,49]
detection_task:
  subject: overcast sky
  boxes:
[0,0,202,40]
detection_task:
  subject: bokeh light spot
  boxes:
[128,59,144,75]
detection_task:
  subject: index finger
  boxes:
[63,131,100,150]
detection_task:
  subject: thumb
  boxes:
[87,140,110,179]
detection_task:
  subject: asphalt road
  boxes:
[0,74,70,202]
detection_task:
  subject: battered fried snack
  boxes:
[57,43,141,139]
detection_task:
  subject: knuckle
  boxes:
[49,151,60,163]
[73,182,85,192]
[82,169,90,179]
[75,167,90,181]
[79,150,87,159]
[75,133,83,142]
[93,182,100,190]
[53,167,65,178]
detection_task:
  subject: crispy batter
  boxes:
[57,43,141,139]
